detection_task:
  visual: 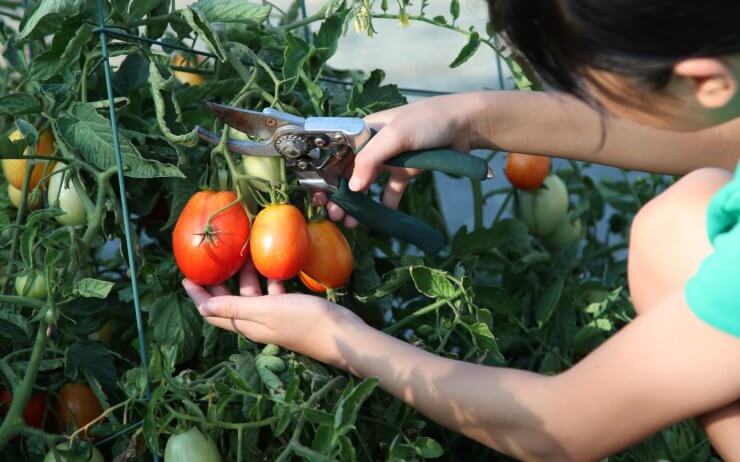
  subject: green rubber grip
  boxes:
[330,179,445,255]
[384,149,490,180]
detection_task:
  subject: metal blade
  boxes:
[206,102,302,139]
[196,127,281,157]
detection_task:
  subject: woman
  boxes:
[183,1,740,460]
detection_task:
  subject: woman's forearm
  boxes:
[333,322,564,461]
[466,91,738,175]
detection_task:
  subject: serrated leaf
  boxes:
[149,294,202,364]
[410,266,457,299]
[113,53,150,95]
[450,32,480,68]
[468,322,505,365]
[174,78,243,107]
[72,278,114,299]
[191,0,271,23]
[346,69,406,114]
[17,0,83,41]
[0,310,31,337]
[29,18,92,81]
[535,278,565,328]
[355,267,410,302]
[283,33,311,92]
[0,93,41,116]
[415,436,444,458]
[181,8,227,61]
[57,103,184,178]
[314,10,346,60]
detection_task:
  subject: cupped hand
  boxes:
[313,93,478,228]
[182,262,366,367]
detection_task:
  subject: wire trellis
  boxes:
[14,0,509,459]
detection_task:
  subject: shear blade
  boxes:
[196,127,280,157]
[206,102,300,139]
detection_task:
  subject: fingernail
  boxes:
[349,177,361,191]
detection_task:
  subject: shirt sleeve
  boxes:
[685,163,740,337]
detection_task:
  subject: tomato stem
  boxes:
[384,290,462,335]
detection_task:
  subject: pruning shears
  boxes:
[197,103,493,255]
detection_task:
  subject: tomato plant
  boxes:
[300,219,353,293]
[164,428,221,462]
[0,1,709,461]
[505,153,551,190]
[55,384,103,434]
[173,191,250,285]
[250,204,309,280]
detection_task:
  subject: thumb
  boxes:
[350,125,407,191]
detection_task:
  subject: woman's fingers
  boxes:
[182,279,213,312]
[266,279,286,295]
[206,284,231,297]
[382,176,410,210]
[327,201,346,221]
[239,261,262,297]
[202,316,272,343]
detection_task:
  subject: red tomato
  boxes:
[300,220,353,293]
[56,383,103,434]
[505,153,551,190]
[173,191,250,285]
[250,204,309,280]
[0,388,47,428]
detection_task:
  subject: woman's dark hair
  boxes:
[488,1,740,107]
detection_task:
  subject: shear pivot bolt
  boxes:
[276,135,308,159]
[314,137,326,147]
[334,134,346,143]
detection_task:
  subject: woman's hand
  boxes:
[314,93,485,227]
[182,262,367,368]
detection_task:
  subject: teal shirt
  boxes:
[685,163,740,337]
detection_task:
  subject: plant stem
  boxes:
[0,162,33,299]
[0,319,49,449]
[492,189,513,225]
[384,291,462,335]
[470,177,483,230]
[82,168,117,245]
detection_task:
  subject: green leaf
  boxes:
[0,93,41,116]
[355,267,410,302]
[72,278,114,299]
[468,322,505,365]
[346,69,406,114]
[415,436,444,458]
[128,0,163,20]
[450,32,480,68]
[149,294,202,364]
[191,0,271,23]
[449,0,460,21]
[410,266,457,299]
[283,33,311,92]
[535,278,565,328]
[303,408,334,426]
[334,378,379,431]
[181,8,227,61]
[29,19,92,81]
[0,309,31,337]
[174,78,243,107]
[56,103,184,178]
[314,11,346,60]
[17,0,83,41]
[64,341,118,391]
[113,53,150,95]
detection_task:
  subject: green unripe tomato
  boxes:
[164,427,222,462]
[43,442,104,462]
[517,175,569,236]
[15,272,48,299]
[543,216,584,250]
[47,163,87,226]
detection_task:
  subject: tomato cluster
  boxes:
[173,192,353,293]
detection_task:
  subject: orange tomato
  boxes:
[2,129,56,190]
[7,183,42,210]
[171,54,205,86]
[504,153,551,191]
[300,220,353,293]
[56,383,103,434]
[250,204,309,280]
